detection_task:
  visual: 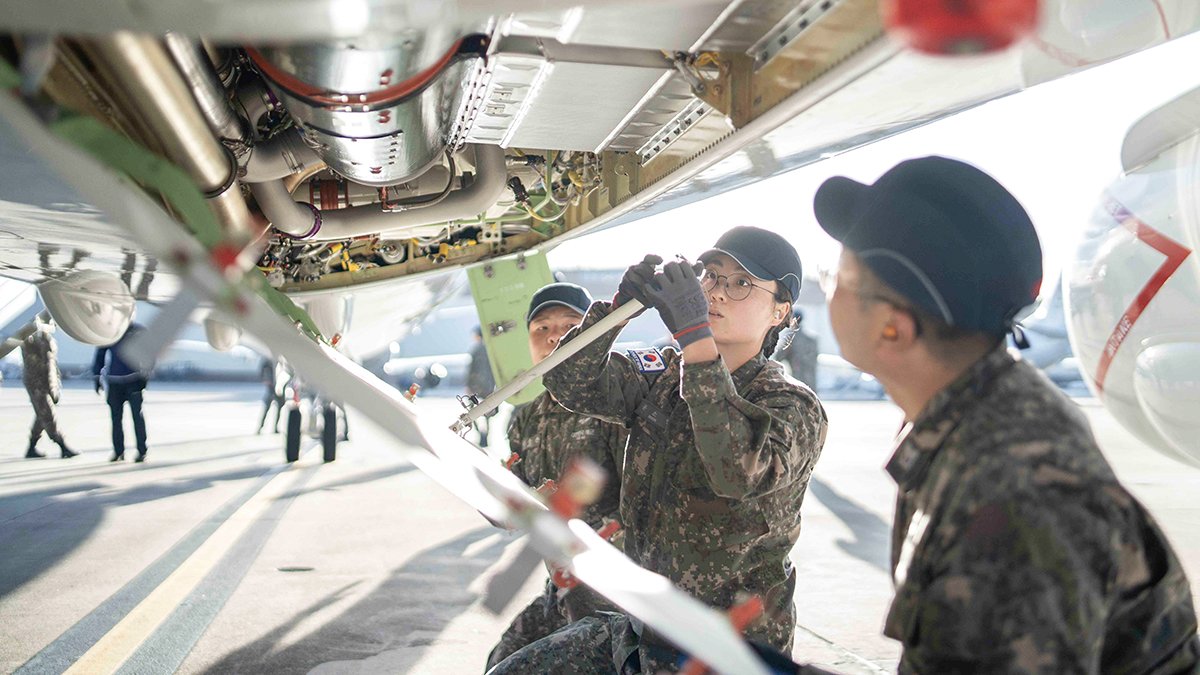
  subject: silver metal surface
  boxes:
[748,0,844,69]
[163,32,245,142]
[269,57,475,186]
[636,97,715,164]
[89,33,252,236]
[254,31,462,94]
[502,2,730,51]
[240,130,322,183]
[314,144,507,240]
[463,37,671,151]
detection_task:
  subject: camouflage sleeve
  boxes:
[681,359,826,500]
[542,300,647,428]
[894,496,1106,673]
[506,404,530,486]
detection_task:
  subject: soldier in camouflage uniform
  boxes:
[489,227,828,674]
[813,156,1199,672]
[21,316,77,459]
[485,282,629,671]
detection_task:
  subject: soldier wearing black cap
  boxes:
[814,156,1199,672]
[489,227,828,674]
[484,282,629,671]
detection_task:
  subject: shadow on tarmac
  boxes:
[201,527,508,674]
[0,436,276,485]
[808,477,891,572]
[276,464,417,500]
[0,464,277,600]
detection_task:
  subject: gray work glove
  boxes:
[613,254,662,311]
[643,260,712,348]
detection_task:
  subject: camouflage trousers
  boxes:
[486,612,685,675]
[26,386,63,447]
[484,578,624,671]
[485,580,567,671]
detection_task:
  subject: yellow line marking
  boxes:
[64,460,308,674]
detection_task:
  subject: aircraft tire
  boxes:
[286,407,301,463]
[322,406,337,463]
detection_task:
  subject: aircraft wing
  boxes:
[2,86,772,674]
[3,0,1198,316]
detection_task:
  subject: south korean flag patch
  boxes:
[628,347,666,373]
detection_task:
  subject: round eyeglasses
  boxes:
[700,269,773,302]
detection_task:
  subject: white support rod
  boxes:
[452,299,643,433]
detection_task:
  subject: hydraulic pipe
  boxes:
[250,179,321,239]
[451,300,644,434]
[240,129,322,183]
[163,32,246,142]
[311,144,507,242]
[90,32,252,237]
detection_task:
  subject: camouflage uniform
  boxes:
[491,301,828,674]
[885,345,1200,673]
[21,328,67,452]
[485,390,628,670]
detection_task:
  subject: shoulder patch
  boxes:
[627,347,667,373]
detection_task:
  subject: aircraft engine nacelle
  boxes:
[37,271,136,346]
[204,315,243,352]
[1065,133,1200,468]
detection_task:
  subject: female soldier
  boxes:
[488,226,827,674]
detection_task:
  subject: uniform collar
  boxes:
[729,352,768,390]
[886,344,1016,491]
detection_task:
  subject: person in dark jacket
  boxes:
[93,322,150,462]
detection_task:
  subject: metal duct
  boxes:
[89,33,252,237]
[247,36,484,187]
[316,144,506,240]
[163,32,246,142]
[250,180,321,239]
[251,144,504,242]
[240,129,323,183]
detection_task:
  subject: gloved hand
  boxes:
[93,378,102,395]
[613,254,662,309]
[643,259,712,347]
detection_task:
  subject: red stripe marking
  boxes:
[1093,198,1192,392]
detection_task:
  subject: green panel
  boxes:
[467,252,554,406]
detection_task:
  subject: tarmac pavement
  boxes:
[0,382,1196,673]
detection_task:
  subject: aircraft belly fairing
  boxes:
[3,0,1198,307]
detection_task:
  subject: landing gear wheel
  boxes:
[322,406,337,463]
[285,406,301,463]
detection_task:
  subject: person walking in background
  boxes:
[776,308,819,390]
[93,321,150,463]
[256,356,285,434]
[466,325,497,447]
[21,315,76,459]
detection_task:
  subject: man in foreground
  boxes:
[814,156,1198,672]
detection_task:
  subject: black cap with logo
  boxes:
[699,226,803,301]
[526,282,593,325]
[814,156,1043,336]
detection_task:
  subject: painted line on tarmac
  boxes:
[114,461,319,674]
[59,449,320,675]
[795,624,890,674]
[14,446,311,675]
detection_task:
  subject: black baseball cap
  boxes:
[699,226,803,301]
[814,156,1042,335]
[526,282,593,325]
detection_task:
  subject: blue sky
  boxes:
[548,30,1200,292]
